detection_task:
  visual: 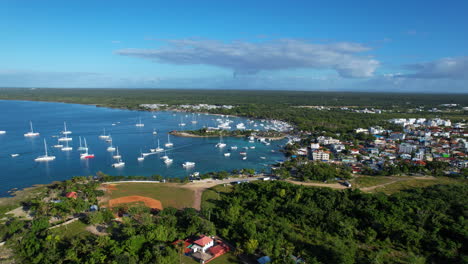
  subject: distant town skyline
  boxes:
[1,0,467,92]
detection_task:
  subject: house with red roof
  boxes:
[65,191,77,199]
[192,235,214,253]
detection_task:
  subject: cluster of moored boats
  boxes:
[14,121,198,169]
[6,115,279,169]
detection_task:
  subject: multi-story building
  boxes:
[312,150,330,161]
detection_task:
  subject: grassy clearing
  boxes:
[107,183,194,209]
[50,219,89,239]
[370,177,465,194]
[201,184,234,211]
[0,185,47,218]
[352,176,394,188]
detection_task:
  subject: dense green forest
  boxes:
[1,179,467,263]
[1,88,467,133]
[1,88,467,108]
[3,207,214,263]
[209,181,467,264]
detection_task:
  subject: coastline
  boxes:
[169,130,287,140]
[0,99,290,197]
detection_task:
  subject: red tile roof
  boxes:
[65,192,77,199]
[209,245,227,257]
[194,235,213,247]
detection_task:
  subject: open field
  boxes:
[0,185,48,218]
[49,219,89,239]
[101,183,195,209]
[351,176,395,188]
[368,177,465,194]
[108,195,163,210]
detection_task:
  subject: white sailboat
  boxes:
[24,121,40,137]
[58,134,72,142]
[152,129,158,135]
[99,128,110,140]
[62,121,72,135]
[135,117,144,127]
[112,155,125,168]
[164,157,173,164]
[150,139,164,153]
[80,138,95,159]
[137,150,145,162]
[35,139,55,162]
[182,161,195,168]
[164,134,173,147]
[0,131,6,134]
[77,136,88,151]
[112,147,121,159]
[61,140,73,151]
[161,150,169,160]
[53,138,64,148]
[215,136,226,148]
[224,153,231,157]
[107,138,116,152]
[179,118,186,127]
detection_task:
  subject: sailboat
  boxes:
[24,121,40,137]
[62,122,72,135]
[112,155,125,167]
[161,150,169,160]
[80,138,95,159]
[191,115,198,124]
[58,134,72,142]
[61,140,73,151]
[137,150,145,162]
[99,128,110,140]
[77,136,88,151]
[112,147,122,159]
[53,138,64,148]
[182,161,195,168]
[107,138,116,152]
[164,156,173,164]
[35,139,55,162]
[152,129,158,135]
[150,139,164,153]
[215,136,226,148]
[164,134,173,147]
[179,117,186,127]
[135,117,144,127]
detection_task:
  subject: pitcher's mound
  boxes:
[109,195,163,210]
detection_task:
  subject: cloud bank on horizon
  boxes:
[116,39,379,78]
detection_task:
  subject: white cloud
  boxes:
[115,38,379,78]
[401,56,468,79]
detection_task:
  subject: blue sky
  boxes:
[1,0,467,92]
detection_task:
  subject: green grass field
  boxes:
[201,184,234,211]
[370,177,465,194]
[352,176,394,188]
[50,219,89,239]
[0,185,48,218]
[107,183,195,209]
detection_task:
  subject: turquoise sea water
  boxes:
[0,100,286,196]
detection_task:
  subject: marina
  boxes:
[0,100,287,196]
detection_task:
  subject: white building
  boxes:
[399,143,417,154]
[191,236,214,253]
[312,150,330,161]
